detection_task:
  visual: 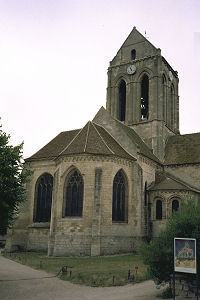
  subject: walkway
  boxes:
[0,255,177,300]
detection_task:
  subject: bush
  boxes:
[159,287,173,299]
[141,201,200,285]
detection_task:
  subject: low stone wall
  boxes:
[174,274,198,298]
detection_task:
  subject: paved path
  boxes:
[0,255,173,300]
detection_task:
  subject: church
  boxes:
[5,27,200,256]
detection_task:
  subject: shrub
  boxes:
[141,201,200,285]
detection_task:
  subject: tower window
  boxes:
[162,74,167,122]
[156,199,162,220]
[118,80,126,122]
[65,169,83,217]
[131,49,136,60]
[33,173,53,223]
[112,170,128,222]
[141,75,149,120]
[170,85,175,128]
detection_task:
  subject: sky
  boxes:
[0,0,200,158]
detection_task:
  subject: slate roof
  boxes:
[164,132,200,165]
[148,173,200,193]
[26,121,135,162]
[59,121,135,160]
[26,129,80,161]
[117,120,160,163]
[92,106,161,164]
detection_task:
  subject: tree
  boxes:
[0,122,31,235]
[141,201,200,285]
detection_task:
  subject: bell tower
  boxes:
[106,27,179,161]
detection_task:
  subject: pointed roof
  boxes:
[93,107,161,164]
[121,26,157,50]
[110,27,158,66]
[148,173,200,193]
[164,132,200,165]
[26,120,136,162]
[59,121,135,160]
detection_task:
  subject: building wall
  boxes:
[6,153,159,256]
[50,155,143,256]
[5,160,56,252]
[149,190,200,237]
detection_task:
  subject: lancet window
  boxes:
[33,173,53,222]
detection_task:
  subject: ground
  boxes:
[0,255,193,300]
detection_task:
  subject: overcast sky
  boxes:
[1,0,200,158]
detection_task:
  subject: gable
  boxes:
[111,27,158,66]
[93,107,160,164]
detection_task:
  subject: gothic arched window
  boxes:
[131,49,136,60]
[112,170,128,222]
[118,80,126,122]
[172,199,179,213]
[33,173,53,222]
[65,169,84,217]
[156,199,162,220]
[141,75,149,120]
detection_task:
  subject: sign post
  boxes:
[174,238,197,299]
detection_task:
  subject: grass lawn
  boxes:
[3,252,151,286]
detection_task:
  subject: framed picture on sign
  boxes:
[174,238,196,274]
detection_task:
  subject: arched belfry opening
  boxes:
[118,80,126,122]
[162,74,167,122]
[170,84,175,129]
[141,75,149,120]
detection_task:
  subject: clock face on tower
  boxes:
[127,64,136,75]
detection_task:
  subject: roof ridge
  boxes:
[92,122,115,155]
[84,121,90,153]
[58,125,86,156]
[110,118,160,160]
[93,122,136,160]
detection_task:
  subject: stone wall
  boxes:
[174,274,198,298]
[6,152,158,256]
[27,225,50,252]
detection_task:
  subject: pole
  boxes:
[196,239,199,300]
[173,238,176,300]
[173,271,176,300]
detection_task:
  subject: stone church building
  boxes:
[6,27,200,256]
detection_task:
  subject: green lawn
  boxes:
[3,252,151,286]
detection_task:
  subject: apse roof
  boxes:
[26,121,135,162]
[26,129,80,161]
[164,132,200,165]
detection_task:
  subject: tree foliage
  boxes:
[141,201,200,285]
[0,122,31,234]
